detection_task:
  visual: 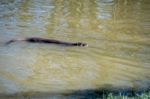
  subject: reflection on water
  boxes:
[0,0,150,96]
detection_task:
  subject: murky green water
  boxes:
[0,0,150,97]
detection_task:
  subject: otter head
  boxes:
[74,42,88,47]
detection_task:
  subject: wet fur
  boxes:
[6,37,87,47]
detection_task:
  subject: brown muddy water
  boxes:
[0,0,150,98]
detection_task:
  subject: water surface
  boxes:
[0,0,150,96]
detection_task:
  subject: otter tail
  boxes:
[5,40,16,45]
[5,39,25,45]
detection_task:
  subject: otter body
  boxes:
[6,37,87,47]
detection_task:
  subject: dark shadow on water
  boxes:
[0,87,150,99]
[70,88,150,99]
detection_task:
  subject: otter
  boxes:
[5,37,88,47]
